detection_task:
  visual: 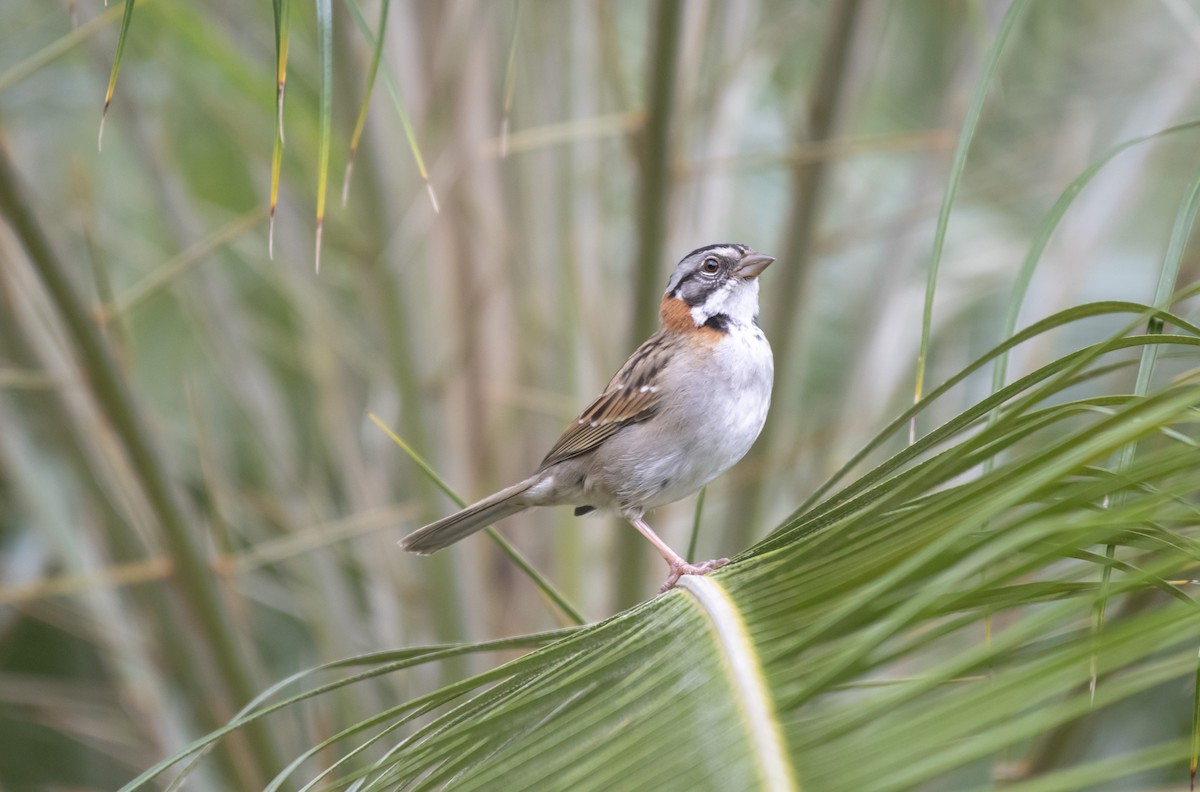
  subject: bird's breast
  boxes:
[685,322,773,448]
[630,323,772,507]
[576,321,773,513]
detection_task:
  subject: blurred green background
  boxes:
[2,0,1200,789]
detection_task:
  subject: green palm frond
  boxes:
[7,4,1200,790]
[125,312,1200,791]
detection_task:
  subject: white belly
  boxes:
[590,322,773,513]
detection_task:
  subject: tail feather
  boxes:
[400,478,535,555]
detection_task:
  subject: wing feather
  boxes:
[538,332,669,469]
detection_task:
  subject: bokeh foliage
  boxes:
[3,1,1200,789]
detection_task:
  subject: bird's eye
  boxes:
[701,258,721,275]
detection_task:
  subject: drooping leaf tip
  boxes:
[314,221,323,274]
[97,110,108,151]
[341,158,355,207]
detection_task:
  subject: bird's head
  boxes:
[661,243,774,330]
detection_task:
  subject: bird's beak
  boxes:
[734,251,775,279]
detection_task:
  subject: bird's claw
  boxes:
[659,557,729,593]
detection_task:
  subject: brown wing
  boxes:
[538,332,670,470]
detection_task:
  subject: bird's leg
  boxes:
[626,517,729,593]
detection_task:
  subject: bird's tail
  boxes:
[400,477,536,555]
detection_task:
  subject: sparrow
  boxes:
[401,244,775,592]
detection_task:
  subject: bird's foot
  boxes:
[659,557,729,593]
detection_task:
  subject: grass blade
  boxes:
[314,0,333,273]
[912,0,1033,436]
[0,1,139,94]
[1193,647,1200,789]
[343,0,439,214]
[341,0,390,206]
[118,631,574,791]
[0,140,283,786]
[368,414,586,626]
[97,0,139,150]
[498,0,522,158]
[95,207,265,322]
[269,0,291,258]
[989,120,1200,400]
[1094,167,1200,704]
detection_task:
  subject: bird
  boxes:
[401,243,775,593]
